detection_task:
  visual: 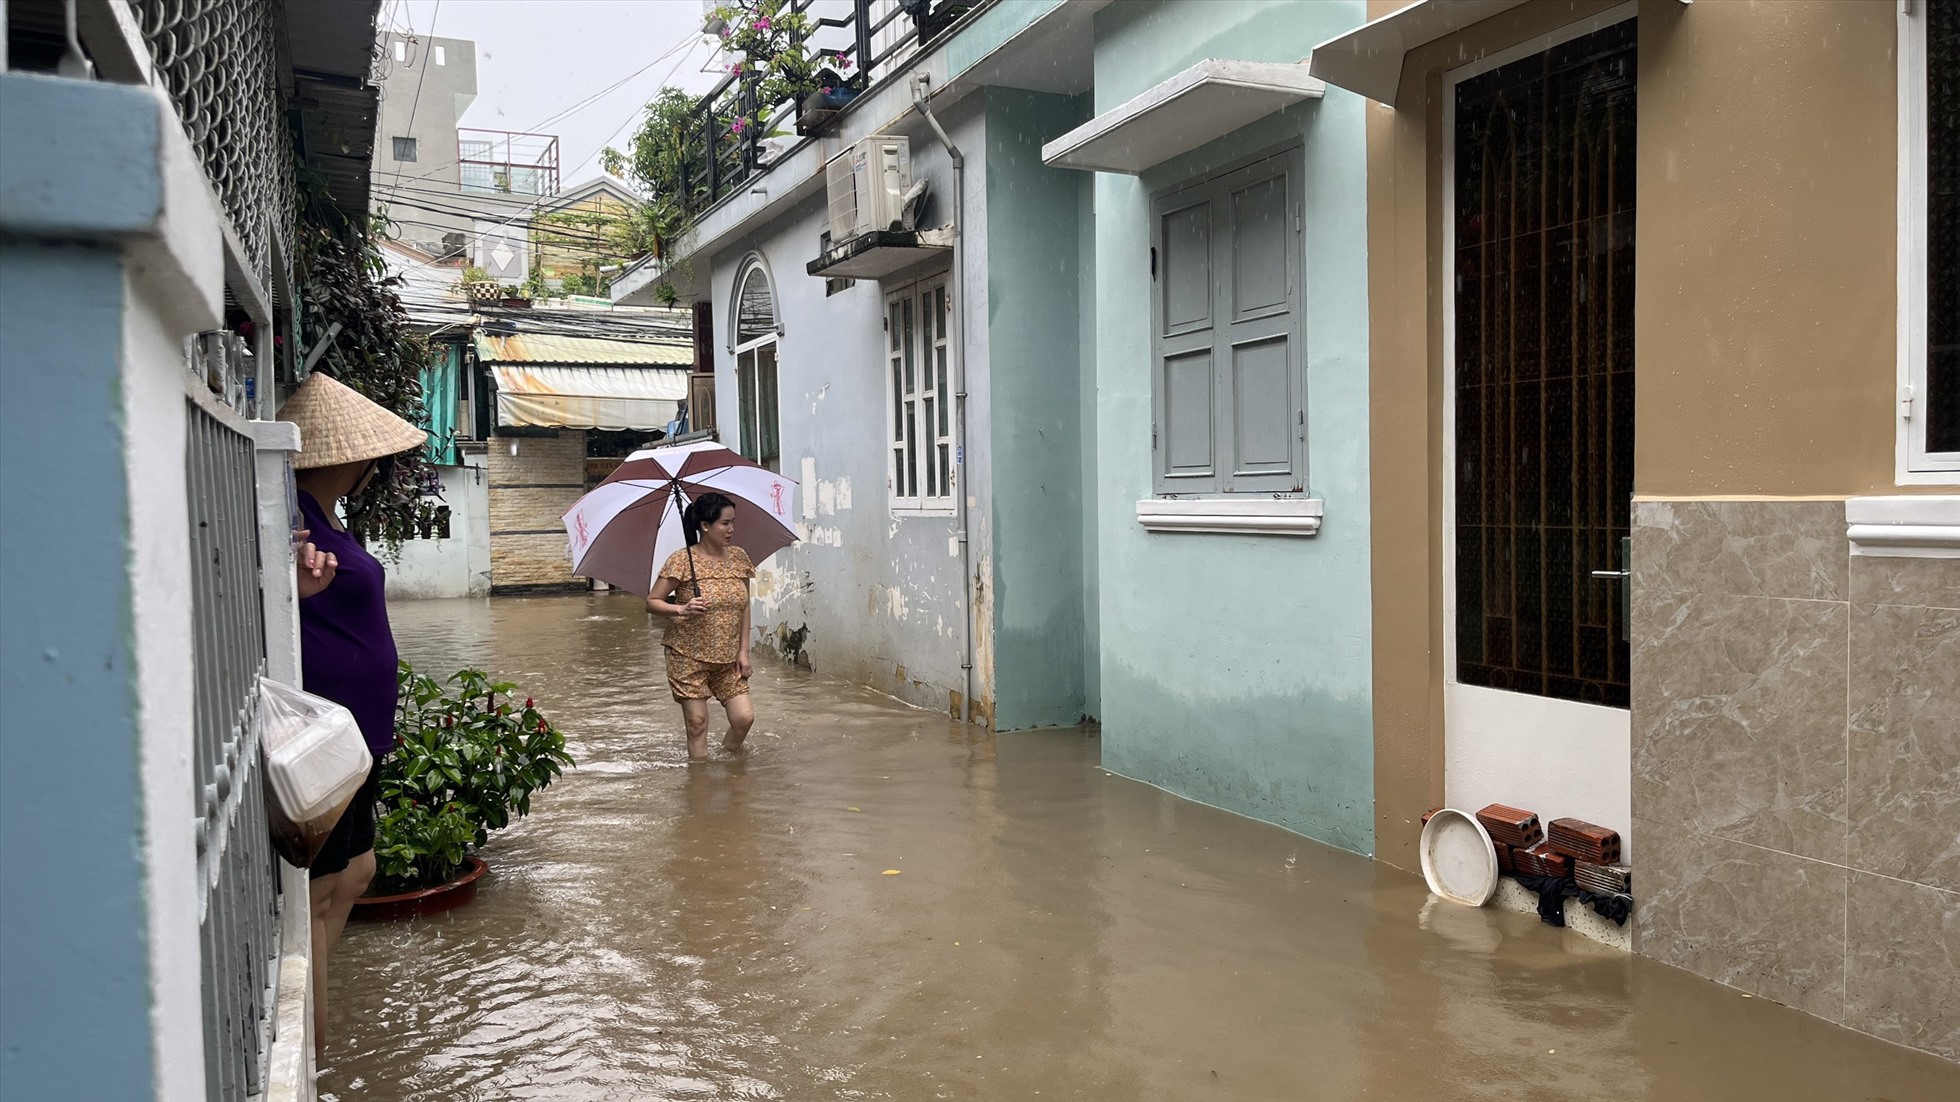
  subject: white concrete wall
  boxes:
[386,460,491,599]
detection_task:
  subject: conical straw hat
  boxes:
[278,372,427,470]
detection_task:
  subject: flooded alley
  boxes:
[320,595,1958,1101]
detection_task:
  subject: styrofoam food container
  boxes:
[1419,807,1499,907]
[264,706,371,823]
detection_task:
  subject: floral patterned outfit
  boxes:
[659,546,755,701]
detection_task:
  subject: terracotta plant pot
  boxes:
[353,855,488,921]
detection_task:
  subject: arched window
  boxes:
[730,257,780,471]
[733,261,778,345]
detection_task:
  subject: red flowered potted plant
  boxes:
[708,0,859,137]
[355,663,575,920]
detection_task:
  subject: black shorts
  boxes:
[310,760,382,879]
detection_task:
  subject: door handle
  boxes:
[1603,534,1632,642]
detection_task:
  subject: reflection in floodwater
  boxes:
[321,595,1960,1101]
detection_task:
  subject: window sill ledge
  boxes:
[1845,495,1960,558]
[1136,497,1323,536]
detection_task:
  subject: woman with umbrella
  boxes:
[562,441,798,762]
[645,491,755,760]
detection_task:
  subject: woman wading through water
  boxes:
[645,491,756,760]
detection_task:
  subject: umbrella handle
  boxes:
[673,479,703,599]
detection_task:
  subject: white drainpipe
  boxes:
[912,85,975,726]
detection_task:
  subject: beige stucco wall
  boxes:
[1365,0,1950,870]
[1634,0,1936,497]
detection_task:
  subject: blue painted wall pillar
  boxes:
[984,87,1095,731]
[0,72,216,1100]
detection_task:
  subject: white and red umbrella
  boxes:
[562,440,799,596]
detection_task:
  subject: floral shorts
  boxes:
[665,648,748,703]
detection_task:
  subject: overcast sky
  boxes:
[389,0,727,189]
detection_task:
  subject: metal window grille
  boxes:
[185,401,278,1102]
[1453,20,1637,708]
[133,0,297,297]
[1927,0,1959,453]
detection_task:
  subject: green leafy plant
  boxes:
[372,663,577,894]
[603,86,708,261]
[709,0,856,136]
[296,191,436,561]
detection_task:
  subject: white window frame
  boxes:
[1899,0,1960,481]
[731,258,781,472]
[734,337,780,472]
[885,272,955,515]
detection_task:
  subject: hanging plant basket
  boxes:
[353,855,488,922]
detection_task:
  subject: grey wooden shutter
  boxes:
[1152,149,1304,496]
[1154,192,1218,492]
[1222,165,1301,492]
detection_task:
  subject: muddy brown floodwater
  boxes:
[321,594,1958,1101]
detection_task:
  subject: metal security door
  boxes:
[1442,12,1638,836]
[1453,18,1636,708]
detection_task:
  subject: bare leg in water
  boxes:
[721,693,754,753]
[681,695,753,759]
[309,849,375,1059]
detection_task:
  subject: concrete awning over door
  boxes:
[1041,59,1325,175]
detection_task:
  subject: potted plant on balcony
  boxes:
[709,0,858,137]
[796,64,861,136]
[355,664,576,920]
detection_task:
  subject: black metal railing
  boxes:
[680,0,974,214]
[185,401,279,1102]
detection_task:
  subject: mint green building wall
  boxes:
[1089,0,1375,853]
[984,87,1095,731]
[945,0,1073,74]
[1077,137,1101,721]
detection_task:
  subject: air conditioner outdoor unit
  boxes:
[826,134,912,243]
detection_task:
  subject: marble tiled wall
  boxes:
[1630,500,1959,1061]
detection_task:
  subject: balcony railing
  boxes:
[680,0,970,214]
[459,128,562,198]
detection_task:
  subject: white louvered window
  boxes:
[886,274,953,514]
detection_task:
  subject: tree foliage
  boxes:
[602,86,709,263]
[296,180,437,560]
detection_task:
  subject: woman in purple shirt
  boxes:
[279,372,426,1058]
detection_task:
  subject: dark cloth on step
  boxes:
[1509,873,1633,928]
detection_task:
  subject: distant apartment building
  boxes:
[369,30,559,285]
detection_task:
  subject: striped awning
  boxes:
[490,365,689,431]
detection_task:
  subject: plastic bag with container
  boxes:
[258,677,372,869]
